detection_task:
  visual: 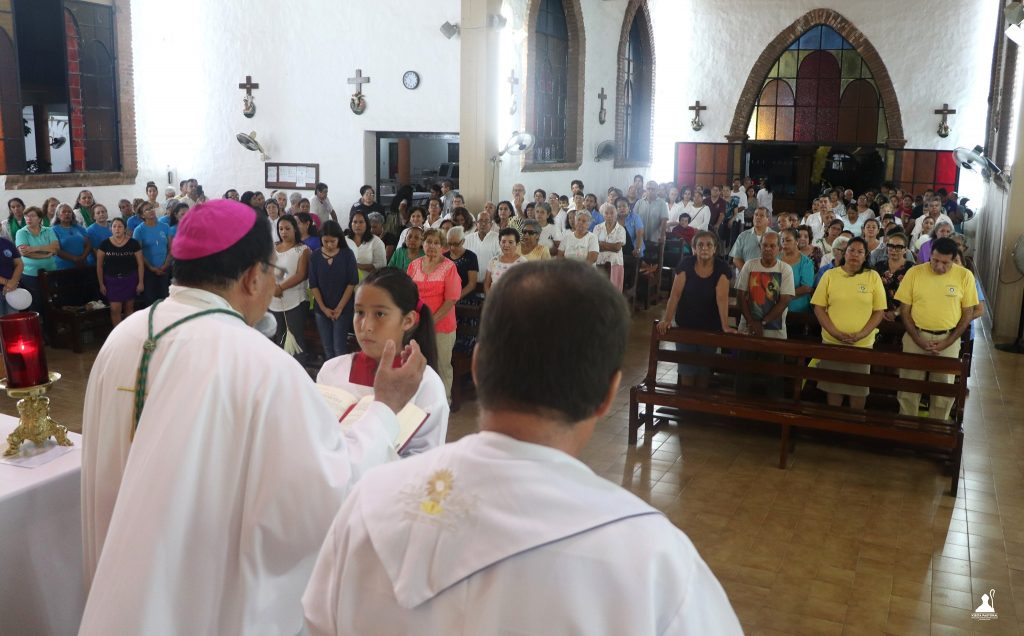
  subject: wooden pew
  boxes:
[39,268,112,352]
[629,324,969,495]
[451,286,484,411]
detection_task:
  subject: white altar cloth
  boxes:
[0,414,84,636]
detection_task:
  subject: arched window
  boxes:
[746,24,888,145]
[617,0,654,166]
[525,0,584,170]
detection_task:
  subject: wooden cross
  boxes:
[689,100,707,131]
[347,69,371,95]
[598,87,608,125]
[507,69,518,94]
[934,103,956,138]
[238,75,260,97]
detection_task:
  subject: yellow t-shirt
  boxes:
[810,268,887,347]
[519,244,552,261]
[894,263,979,331]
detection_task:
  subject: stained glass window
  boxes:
[748,25,886,145]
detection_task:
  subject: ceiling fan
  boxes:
[236,131,269,161]
[489,131,536,200]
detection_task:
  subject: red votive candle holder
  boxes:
[0,312,49,388]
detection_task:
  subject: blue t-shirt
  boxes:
[127,216,143,234]
[52,224,89,270]
[0,238,19,279]
[86,223,113,250]
[133,222,171,267]
[14,226,57,276]
[787,254,815,313]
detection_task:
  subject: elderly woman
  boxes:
[916,220,954,263]
[814,235,850,287]
[484,227,527,294]
[346,210,387,279]
[264,200,282,242]
[133,201,173,306]
[14,207,58,317]
[518,219,551,262]
[0,226,23,315]
[593,202,626,289]
[368,211,398,262]
[558,208,599,264]
[53,203,92,269]
[445,226,479,299]
[388,225,424,272]
[86,203,113,255]
[811,237,887,409]
[408,227,462,401]
[796,224,823,272]
[657,230,733,386]
[96,218,144,326]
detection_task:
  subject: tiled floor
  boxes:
[16,310,1024,635]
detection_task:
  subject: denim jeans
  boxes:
[314,311,353,360]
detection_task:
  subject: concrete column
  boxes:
[397,138,411,186]
[990,99,1024,342]
[459,0,501,211]
[32,105,51,171]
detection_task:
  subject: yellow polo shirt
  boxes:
[894,263,979,331]
[811,268,887,347]
[519,244,552,261]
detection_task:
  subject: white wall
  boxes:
[0,0,460,214]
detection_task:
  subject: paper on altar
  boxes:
[316,384,427,455]
[0,440,75,468]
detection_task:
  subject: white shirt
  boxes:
[806,212,824,241]
[303,432,742,636]
[756,188,773,213]
[80,286,399,635]
[911,213,954,243]
[318,353,448,457]
[689,205,711,231]
[346,235,387,271]
[538,223,562,252]
[464,229,499,270]
[425,215,446,230]
[594,222,626,267]
[310,196,335,225]
[269,243,309,312]
[729,189,748,223]
[559,231,599,263]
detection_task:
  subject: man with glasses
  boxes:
[80,199,426,634]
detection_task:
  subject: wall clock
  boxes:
[403,71,420,90]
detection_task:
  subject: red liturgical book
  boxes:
[315,384,429,454]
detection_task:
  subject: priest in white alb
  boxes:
[79,199,426,635]
[302,259,742,635]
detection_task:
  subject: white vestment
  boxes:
[317,353,449,456]
[303,432,742,635]
[79,285,399,635]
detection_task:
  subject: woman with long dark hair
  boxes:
[309,220,358,361]
[346,210,386,279]
[270,214,310,359]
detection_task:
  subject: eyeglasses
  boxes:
[887,244,907,250]
[263,261,289,281]
[522,230,539,236]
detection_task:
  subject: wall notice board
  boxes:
[265,163,320,190]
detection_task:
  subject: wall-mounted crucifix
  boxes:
[934,103,957,138]
[348,69,371,115]
[238,75,259,118]
[598,88,607,125]
[508,70,519,115]
[689,101,707,131]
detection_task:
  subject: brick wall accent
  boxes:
[64,9,85,172]
[614,0,654,169]
[522,0,585,172]
[726,8,906,149]
[6,0,137,189]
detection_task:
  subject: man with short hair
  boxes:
[310,182,337,225]
[730,207,776,271]
[511,183,526,217]
[440,179,455,215]
[80,200,425,634]
[464,209,499,267]
[727,178,748,246]
[707,185,726,236]
[633,180,669,261]
[737,232,795,340]
[894,237,978,420]
[303,260,742,635]
[910,196,953,243]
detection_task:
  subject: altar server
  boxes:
[79,199,425,635]
[303,259,741,635]
[317,267,449,456]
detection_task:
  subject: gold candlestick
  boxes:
[3,372,71,457]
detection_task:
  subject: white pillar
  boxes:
[459,0,502,212]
